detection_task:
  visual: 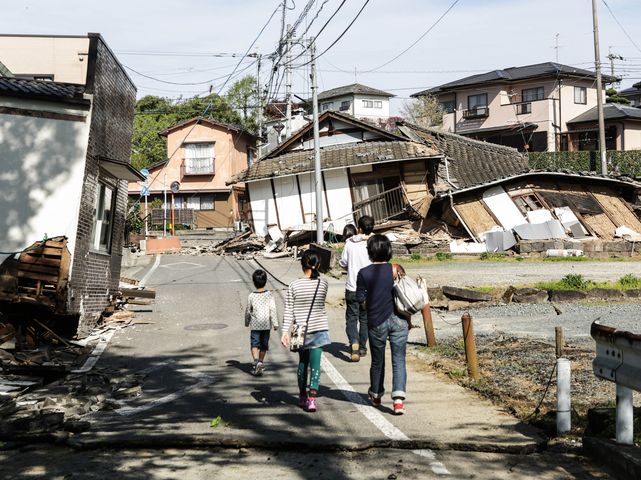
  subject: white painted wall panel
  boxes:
[323,169,353,232]
[481,186,526,230]
[0,111,89,264]
[298,172,325,227]
[273,176,303,231]
[248,180,278,236]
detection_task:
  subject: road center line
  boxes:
[320,356,450,475]
[140,254,162,287]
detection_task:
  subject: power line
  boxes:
[295,0,371,68]
[123,63,254,86]
[601,0,641,56]
[115,50,248,57]
[363,0,460,73]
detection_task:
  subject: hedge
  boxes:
[527,150,641,177]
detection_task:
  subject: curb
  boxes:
[583,436,641,479]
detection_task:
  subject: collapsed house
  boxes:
[226,111,641,257]
[0,34,142,337]
[399,123,641,255]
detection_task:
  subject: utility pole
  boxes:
[256,52,263,160]
[591,0,608,175]
[554,34,560,62]
[309,38,324,245]
[607,47,624,79]
[285,24,293,138]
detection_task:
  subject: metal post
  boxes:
[163,173,167,237]
[591,0,608,175]
[310,38,324,245]
[144,192,149,238]
[417,276,436,347]
[556,357,571,434]
[171,192,175,237]
[616,384,634,445]
[461,313,479,380]
[285,24,292,138]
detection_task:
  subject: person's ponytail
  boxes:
[301,249,321,279]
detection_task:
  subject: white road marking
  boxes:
[159,261,204,270]
[140,254,162,287]
[321,356,451,475]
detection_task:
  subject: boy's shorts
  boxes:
[250,330,270,351]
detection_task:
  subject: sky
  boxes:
[4,0,641,115]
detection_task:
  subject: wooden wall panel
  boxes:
[582,213,616,239]
[591,189,641,232]
[453,198,498,237]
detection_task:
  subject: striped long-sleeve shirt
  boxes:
[282,277,329,334]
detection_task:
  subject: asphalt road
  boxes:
[3,255,620,480]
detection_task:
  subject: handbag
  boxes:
[392,263,425,316]
[289,279,321,352]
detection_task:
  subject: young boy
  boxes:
[245,269,278,376]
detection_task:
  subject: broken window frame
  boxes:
[511,192,545,215]
[91,182,116,254]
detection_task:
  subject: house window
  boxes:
[574,86,587,104]
[439,100,455,113]
[512,193,544,215]
[464,93,489,118]
[340,100,351,111]
[246,146,255,167]
[200,194,215,210]
[186,195,201,210]
[522,87,544,102]
[321,102,333,111]
[91,183,115,253]
[185,143,214,174]
[362,99,383,108]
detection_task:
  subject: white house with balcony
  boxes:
[412,62,617,152]
[317,83,393,124]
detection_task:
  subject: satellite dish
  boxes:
[170,181,180,193]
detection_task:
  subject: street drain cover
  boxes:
[184,323,228,331]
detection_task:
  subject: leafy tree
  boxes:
[605,87,631,105]
[400,94,444,128]
[225,75,257,124]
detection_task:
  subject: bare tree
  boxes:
[400,94,444,128]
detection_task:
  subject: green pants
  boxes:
[297,348,322,395]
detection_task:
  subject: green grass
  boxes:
[535,274,641,292]
[435,252,453,261]
[479,252,509,261]
[542,256,591,262]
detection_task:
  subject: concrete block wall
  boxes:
[69,35,136,336]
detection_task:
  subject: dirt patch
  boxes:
[411,335,639,440]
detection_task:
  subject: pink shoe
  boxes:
[393,401,405,415]
[298,394,307,408]
[305,397,317,412]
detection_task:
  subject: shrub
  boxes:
[617,274,641,289]
[410,253,422,261]
[559,274,592,290]
[435,252,453,261]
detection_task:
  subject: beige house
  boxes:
[128,118,256,229]
[413,62,617,152]
[566,103,641,151]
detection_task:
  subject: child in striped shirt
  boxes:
[245,269,278,376]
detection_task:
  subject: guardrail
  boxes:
[591,321,641,444]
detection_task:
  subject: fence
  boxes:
[150,208,195,228]
[353,185,408,224]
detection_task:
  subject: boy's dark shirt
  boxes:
[355,263,394,328]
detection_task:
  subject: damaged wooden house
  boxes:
[398,122,641,256]
[0,33,142,337]
[228,111,442,238]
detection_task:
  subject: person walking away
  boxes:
[339,215,374,362]
[356,234,409,415]
[341,223,357,242]
[245,269,278,376]
[281,249,330,412]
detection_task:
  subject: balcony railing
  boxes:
[515,102,532,115]
[181,158,215,177]
[462,106,489,119]
[353,185,408,224]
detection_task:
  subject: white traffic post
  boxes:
[556,358,571,434]
[616,384,634,445]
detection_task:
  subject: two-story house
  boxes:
[618,81,641,107]
[317,83,393,124]
[412,62,616,152]
[128,117,256,230]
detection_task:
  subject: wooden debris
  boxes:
[120,287,156,299]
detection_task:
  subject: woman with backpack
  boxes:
[355,234,409,415]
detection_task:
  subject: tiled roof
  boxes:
[397,122,529,190]
[229,140,440,184]
[0,77,86,102]
[159,117,254,137]
[445,169,641,197]
[413,62,618,96]
[318,83,394,101]
[567,103,641,123]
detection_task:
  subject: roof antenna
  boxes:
[354,66,357,83]
[553,33,561,63]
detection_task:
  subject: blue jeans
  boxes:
[345,290,368,349]
[368,314,409,400]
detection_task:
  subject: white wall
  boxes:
[248,180,278,236]
[353,94,390,120]
[0,99,90,264]
[273,176,303,230]
[323,168,354,233]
